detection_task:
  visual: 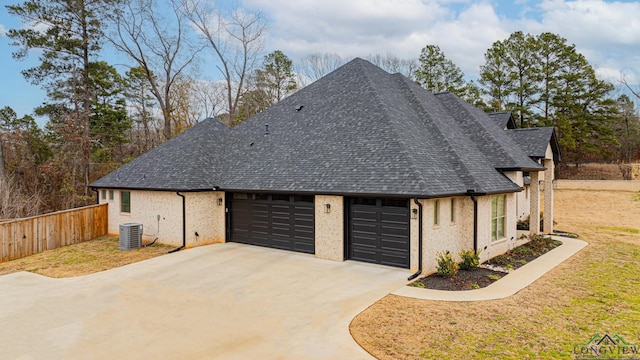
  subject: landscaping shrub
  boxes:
[511,244,535,256]
[459,249,481,270]
[436,251,458,277]
[490,253,511,266]
[527,233,554,253]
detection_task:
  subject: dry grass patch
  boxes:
[557,163,625,180]
[351,190,640,359]
[0,236,173,278]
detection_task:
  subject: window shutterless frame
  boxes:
[121,191,131,213]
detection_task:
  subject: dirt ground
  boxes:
[350,189,640,359]
[0,236,173,278]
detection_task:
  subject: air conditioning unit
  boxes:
[119,223,142,250]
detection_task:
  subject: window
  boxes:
[491,195,506,241]
[121,191,131,213]
[101,190,106,200]
[450,198,456,223]
[109,190,114,200]
[433,200,439,226]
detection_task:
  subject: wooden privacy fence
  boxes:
[0,203,108,263]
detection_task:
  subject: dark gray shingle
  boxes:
[92,58,550,197]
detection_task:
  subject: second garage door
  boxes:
[347,198,410,268]
[229,193,315,254]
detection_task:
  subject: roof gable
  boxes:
[488,112,517,129]
[509,127,561,162]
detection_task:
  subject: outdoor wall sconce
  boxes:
[324,203,331,213]
[217,198,223,206]
[411,208,418,219]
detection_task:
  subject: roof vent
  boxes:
[296,105,304,111]
[265,124,269,136]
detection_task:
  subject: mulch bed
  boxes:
[412,267,508,291]
[411,237,564,291]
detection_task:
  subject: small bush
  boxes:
[512,245,535,256]
[459,249,481,270]
[527,233,553,252]
[491,253,511,266]
[436,251,458,277]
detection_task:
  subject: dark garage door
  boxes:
[348,198,410,268]
[229,193,315,254]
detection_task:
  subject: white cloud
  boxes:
[239,0,640,85]
[245,0,449,57]
[534,0,640,47]
[0,24,6,37]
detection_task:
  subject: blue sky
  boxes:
[1,0,639,122]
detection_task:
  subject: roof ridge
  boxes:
[393,75,482,192]
[356,61,430,191]
[436,93,539,170]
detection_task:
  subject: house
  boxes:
[91,58,560,276]
[489,112,561,224]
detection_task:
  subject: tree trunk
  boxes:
[0,135,8,186]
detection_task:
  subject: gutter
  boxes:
[169,191,186,253]
[407,198,423,281]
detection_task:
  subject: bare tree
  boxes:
[0,135,7,188]
[109,0,201,139]
[0,174,44,219]
[621,72,640,101]
[183,1,266,126]
[189,79,226,120]
[296,53,346,86]
[366,53,417,79]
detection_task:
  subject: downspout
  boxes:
[467,190,480,254]
[92,188,99,205]
[407,198,423,281]
[471,195,478,253]
[169,191,186,253]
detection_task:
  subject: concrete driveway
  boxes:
[0,243,408,359]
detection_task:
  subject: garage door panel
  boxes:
[348,198,410,269]
[381,228,409,238]
[352,224,377,235]
[350,248,378,262]
[230,193,315,254]
[380,239,409,252]
[381,252,409,268]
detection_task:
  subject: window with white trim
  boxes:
[491,195,506,241]
[434,200,439,226]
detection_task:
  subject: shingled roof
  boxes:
[488,112,516,130]
[92,58,544,197]
[509,127,561,162]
